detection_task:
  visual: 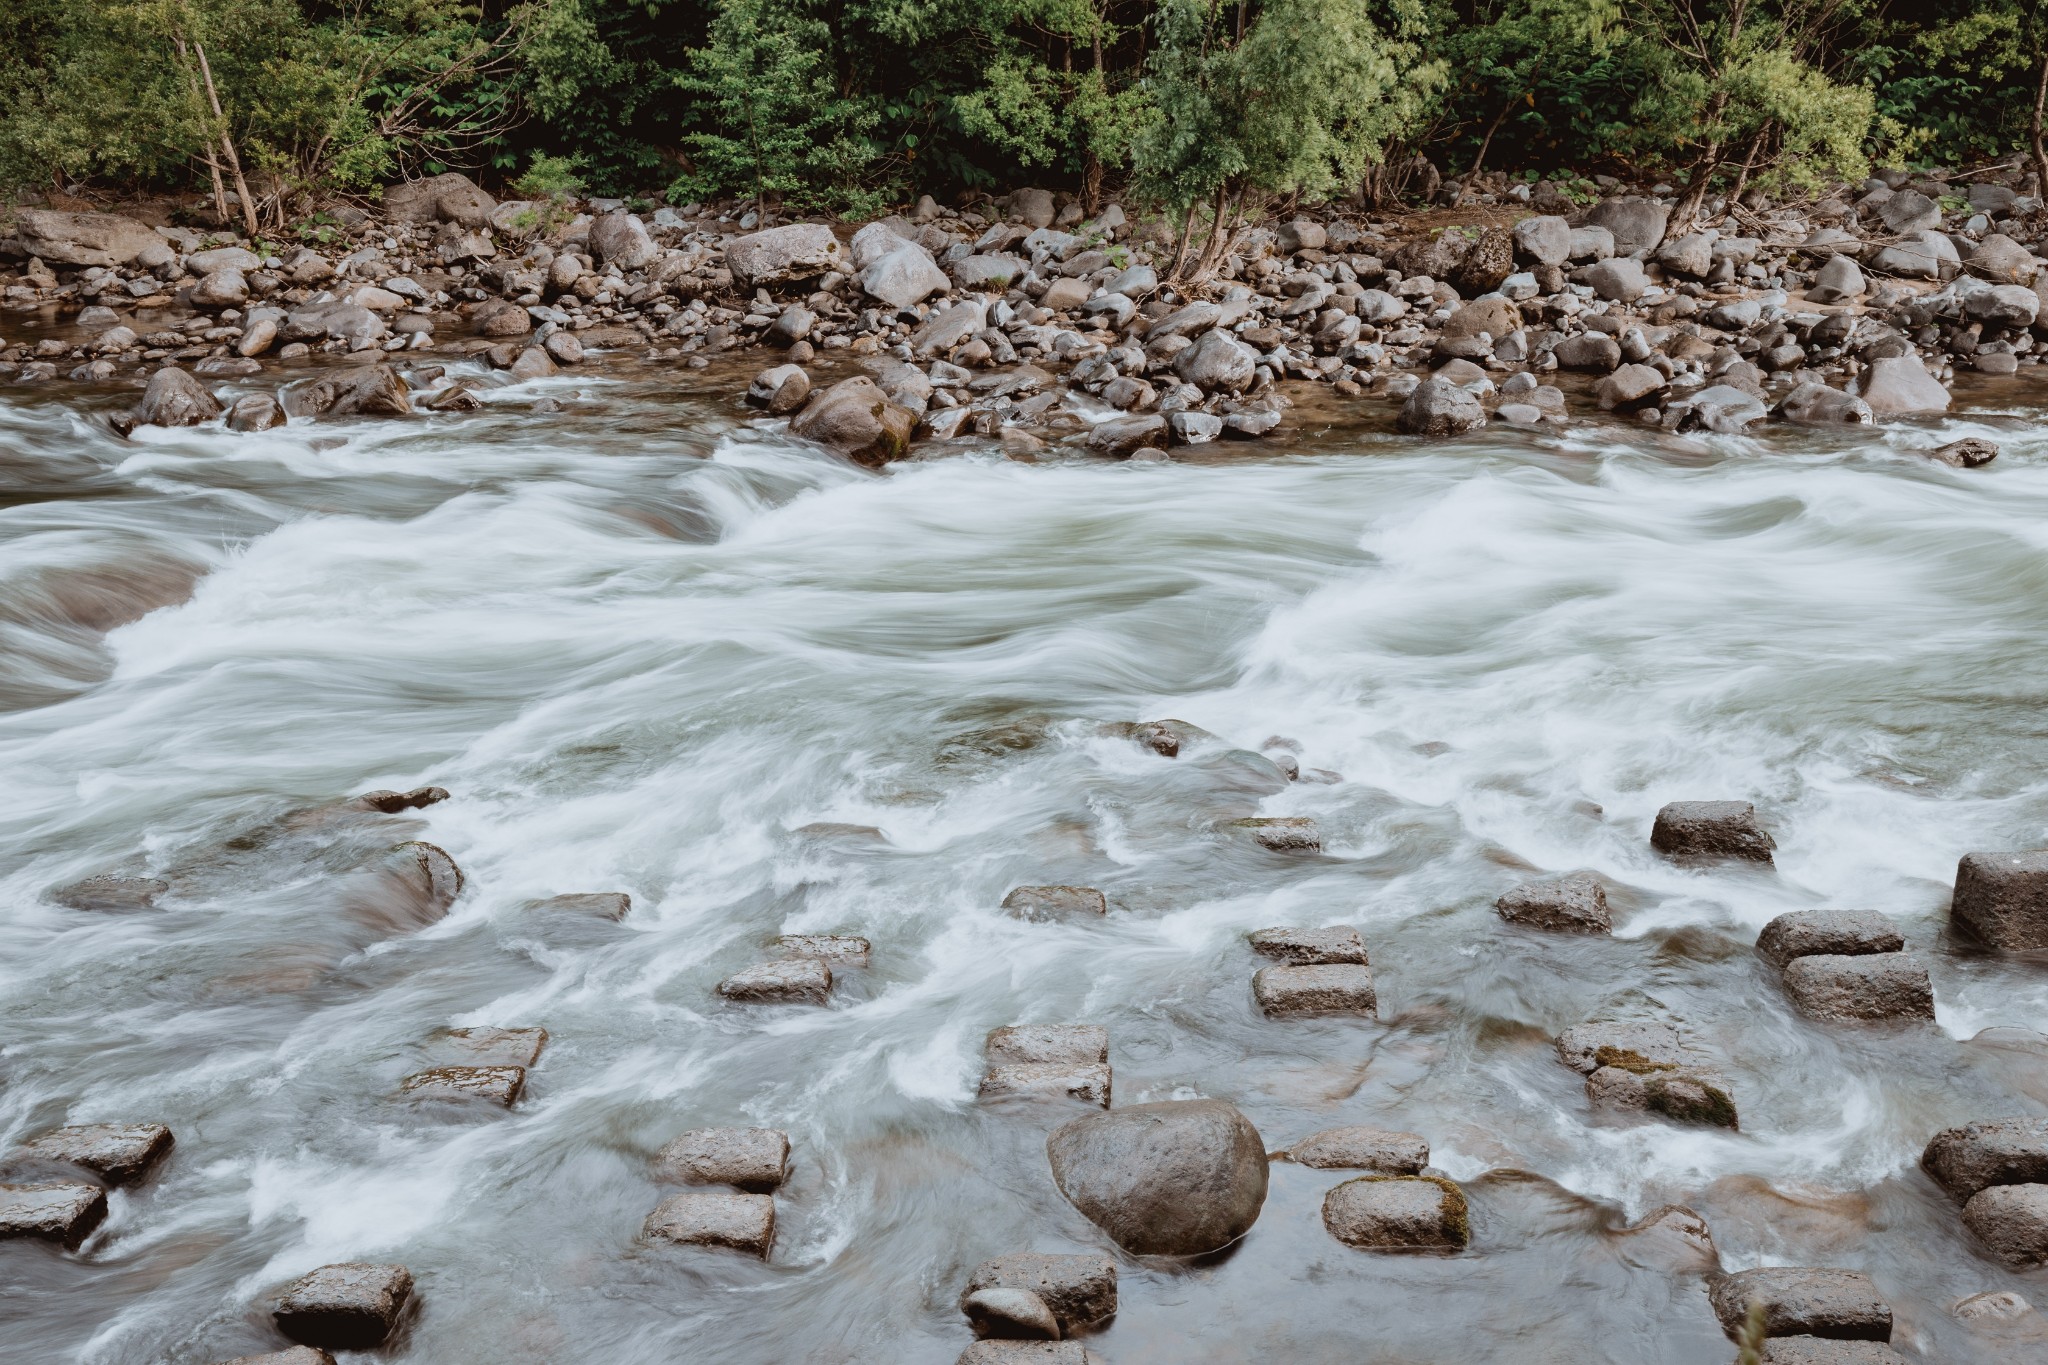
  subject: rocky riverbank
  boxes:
[1,167,2042,462]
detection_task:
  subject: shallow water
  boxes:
[3,358,2048,1364]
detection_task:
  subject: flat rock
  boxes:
[15,1122,173,1185]
[956,1344,1092,1365]
[1963,1183,2048,1267]
[1922,1117,2048,1200]
[1289,1126,1428,1174]
[1759,1340,1910,1364]
[982,1025,1111,1106]
[1495,871,1610,933]
[717,957,832,1004]
[209,1349,338,1365]
[1650,800,1774,863]
[1708,1267,1891,1341]
[1857,355,1949,416]
[643,1190,775,1257]
[399,1064,524,1107]
[771,933,870,965]
[1230,816,1321,852]
[0,1181,107,1248]
[1253,964,1377,1018]
[530,892,630,919]
[274,1262,414,1350]
[963,1287,1060,1340]
[1556,1020,1689,1074]
[1002,886,1107,921]
[50,875,169,910]
[1586,1066,1739,1129]
[1782,953,1934,1021]
[963,1252,1117,1335]
[443,1027,547,1067]
[1952,850,2048,951]
[1756,910,1904,967]
[1248,925,1368,965]
[1046,1098,1268,1256]
[10,209,164,266]
[654,1127,789,1192]
[725,224,845,290]
[1322,1175,1469,1251]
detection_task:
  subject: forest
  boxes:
[0,1,2043,229]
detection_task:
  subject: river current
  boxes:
[3,358,2047,1363]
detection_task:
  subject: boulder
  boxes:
[590,211,657,270]
[1288,1126,1428,1174]
[1046,1098,1268,1255]
[1556,1020,1689,1075]
[1757,910,1904,967]
[746,364,811,415]
[295,365,412,419]
[1278,219,1326,254]
[1168,410,1223,445]
[1085,414,1168,458]
[1174,329,1258,392]
[1584,198,1670,255]
[912,300,988,357]
[1878,189,1941,235]
[963,1253,1116,1336]
[1922,1118,2048,1200]
[981,1024,1110,1106]
[1807,254,1866,303]
[1782,953,1934,1022]
[964,1288,1060,1340]
[1596,363,1667,410]
[956,1345,1091,1365]
[1389,231,1471,282]
[1759,1340,1910,1364]
[0,1181,107,1248]
[1966,234,2039,285]
[1777,383,1872,425]
[470,298,530,338]
[1869,230,1958,280]
[50,875,168,910]
[716,958,831,1004]
[1040,276,1092,311]
[188,245,260,274]
[1321,1175,1469,1251]
[1248,926,1368,965]
[765,305,813,347]
[1650,800,1774,863]
[1512,215,1571,267]
[1002,886,1108,921]
[1709,1268,1890,1342]
[382,172,496,227]
[126,367,220,431]
[14,1123,173,1186]
[1656,232,1717,279]
[1436,297,1523,360]
[1966,282,2040,328]
[507,346,555,381]
[1397,376,1485,435]
[1582,257,1649,302]
[725,223,845,290]
[1930,436,1999,469]
[953,254,1028,290]
[1252,964,1377,1018]
[543,329,584,364]
[399,1065,524,1107]
[1568,225,1615,261]
[1962,1184,2048,1267]
[1451,226,1514,295]
[642,1190,775,1257]
[1669,384,1767,434]
[191,267,249,310]
[1009,189,1057,229]
[274,1263,415,1350]
[1553,334,1622,372]
[789,376,915,467]
[1952,850,2048,951]
[7,209,163,266]
[862,242,950,309]
[654,1128,789,1191]
[1586,1065,1738,1128]
[1495,871,1610,933]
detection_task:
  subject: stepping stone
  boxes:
[1321,1175,1469,1251]
[1288,1126,1428,1173]
[50,875,168,910]
[1253,963,1375,1018]
[1963,1184,2048,1267]
[444,1027,547,1066]
[771,933,870,965]
[351,786,448,813]
[273,1262,414,1350]
[15,1122,173,1185]
[1650,800,1775,863]
[957,1344,1092,1365]
[1555,1020,1690,1074]
[717,958,832,1004]
[1495,871,1610,933]
[1230,817,1321,852]
[0,1181,107,1248]
[399,1064,525,1107]
[1585,1065,1739,1129]
[980,1025,1110,1106]
[963,1286,1060,1339]
[1001,886,1107,921]
[1110,718,1208,757]
[1922,1117,2048,1199]
[385,841,464,911]
[210,1349,337,1365]
[1781,953,1933,1021]
[1248,925,1368,964]
[529,892,630,919]
[1952,850,2048,951]
[654,1128,789,1192]
[1759,1341,1910,1364]
[1756,910,1904,967]
[1707,1267,1892,1341]
[642,1190,775,1257]
[962,1252,1117,1336]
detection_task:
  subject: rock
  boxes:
[1436,297,1523,359]
[1585,198,1670,255]
[399,1064,524,1107]
[1596,363,1668,410]
[1002,886,1107,920]
[368,838,459,914]
[1758,1340,1910,1364]
[1173,329,1257,392]
[1322,1175,1469,1251]
[1223,408,1282,440]
[1253,964,1377,1018]
[1708,1267,1892,1342]
[1966,233,2039,284]
[1952,850,2048,951]
[1451,226,1514,295]
[1669,384,1767,434]
[1587,1065,1739,1128]
[981,1024,1111,1106]
[50,875,169,910]
[1247,925,1368,965]
[1870,230,1959,280]
[1782,953,1934,1021]
[1168,410,1222,445]
[746,364,811,415]
[189,245,260,274]
[1556,1020,1689,1075]
[1582,257,1649,302]
[1553,334,1622,372]
[274,1263,415,1350]
[717,957,831,1004]
[14,1123,173,1185]
[1650,800,1774,863]
[300,364,412,419]
[382,171,496,227]
[127,367,221,431]
[1656,231,1717,278]
[1922,1117,2048,1201]
[228,389,286,433]
[1039,276,1092,311]
[1390,230,1471,281]
[953,254,1027,290]
[1009,189,1056,228]
[0,1182,107,1248]
[1397,376,1485,435]
[1756,910,1904,967]
[1145,300,1224,340]
[964,1253,1117,1335]
[1277,219,1327,254]
[789,375,916,467]
[191,266,249,310]
[8,209,163,266]
[1878,189,1942,235]
[1777,383,1872,425]
[1807,254,1866,303]
[443,1027,546,1067]
[1952,1289,2034,1322]
[726,224,845,290]
[655,1128,789,1191]
[1230,816,1320,850]
[642,1190,775,1257]
[770,933,869,965]
[1513,215,1571,266]
[964,1287,1061,1340]
[1289,1127,1428,1174]
[913,299,989,357]
[1046,1099,1267,1256]
[238,315,280,357]
[1086,413,1168,458]
[1963,1184,2048,1267]
[209,1349,337,1365]
[956,1344,1091,1365]
[1569,225,1615,261]
[470,298,530,338]
[507,346,555,381]
[1495,871,1611,933]
[863,242,950,309]
[590,211,657,270]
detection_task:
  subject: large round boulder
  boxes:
[788,376,915,467]
[1046,1098,1267,1256]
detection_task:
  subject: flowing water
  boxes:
[3,355,2048,1364]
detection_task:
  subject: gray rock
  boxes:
[127,367,220,430]
[1046,1098,1268,1255]
[771,934,869,964]
[1963,1183,2048,1267]
[747,364,811,415]
[1277,219,1327,254]
[1086,414,1167,458]
[1669,383,1767,434]
[717,958,831,1004]
[1869,230,1959,280]
[1513,215,1571,266]
[1397,376,1485,435]
[963,1252,1117,1335]
[1002,886,1107,920]
[1585,198,1670,255]
[1553,334,1622,372]
[8,209,163,266]
[790,375,915,467]
[590,211,657,270]
[1965,233,2039,284]
[1557,1020,1689,1075]
[1568,225,1615,261]
[642,1190,775,1257]
[1596,363,1667,410]
[1108,264,1157,299]
[1223,407,1282,440]
[982,1025,1110,1106]
[0,1181,107,1247]
[1145,301,1223,340]
[1650,800,1774,863]
[382,171,496,227]
[1756,910,1904,967]
[911,300,988,357]
[14,1123,173,1186]
[1966,282,2040,328]
[1321,1175,1469,1251]
[953,254,1028,289]
[1495,871,1610,933]
[1777,382,1873,425]
[964,1287,1060,1340]
[1709,1267,1889,1341]
[1230,815,1320,849]
[188,245,260,274]
[862,242,950,309]
[1782,953,1933,1021]
[274,1262,415,1350]
[1656,232,1716,279]
[725,223,845,290]
[1878,189,1942,235]
[191,266,249,310]
[1253,963,1377,1018]
[1807,254,1866,303]
[225,393,287,433]
[1582,257,1649,302]
[655,1128,788,1191]
[50,874,169,910]
[1922,1118,2048,1200]
[1289,1126,1428,1174]
[1168,410,1222,445]
[1173,329,1258,392]
[1009,189,1056,229]
[956,1344,1091,1365]
[1759,1340,1910,1364]
[1952,850,2048,950]
[399,1064,525,1107]
[1248,925,1368,965]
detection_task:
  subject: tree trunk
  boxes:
[1666,143,1721,244]
[1726,126,1769,213]
[171,33,231,228]
[1469,95,1517,176]
[1166,201,1200,282]
[193,40,259,237]
[2032,48,2048,203]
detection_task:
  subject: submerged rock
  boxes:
[1046,1098,1268,1256]
[122,367,221,432]
[1230,817,1321,852]
[964,1287,1061,1340]
[1929,437,1998,468]
[1556,1020,1689,1074]
[273,1262,415,1350]
[50,875,169,910]
[1252,964,1377,1018]
[789,375,915,467]
[1002,886,1107,921]
[1707,1266,1892,1342]
[399,1064,525,1108]
[717,958,832,1005]
[1397,376,1485,435]
[1288,1126,1429,1174]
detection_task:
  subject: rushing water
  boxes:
[3,355,2048,1364]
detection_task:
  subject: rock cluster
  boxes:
[1248,924,1376,1018]
[1755,910,1933,1021]
[1922,1117,2048,1267]
[717,930,866,1004]
[980,1024,1112,1106]
[1557,1019,1739,1129]
[643,1125,792,1259]
[399,1026,548,1109]
[1707,1266,1902,1362]
[0,1120,175,1249]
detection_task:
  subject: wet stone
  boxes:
[399,1064,525,1108]
[444,1027,547,1067]
[963,1252,1117,1335]
[1321,1175,1469,1252]
[957,1344,1093,1365]
[1781,953,1934,1021]
[1952,1289,2033,1322]
[15,1122,173,1186]
[210,1349,338,1365]
[963,1287,1061,1340]
[50,875,169,910]
[1922,1117,2048,1200]
[1951,850,2048,951]
[1253,964,1377,1018]
[1113,718,1208,757]
[1495,870,1611,933]
[530,892,631,919]
[0,1181,108,1248]
[1708,1267,1891,1341]
[1756,910,1905,968]
[1288,1126,1428,1174]
[1002,886,1108,921]
[1047,1098,1269,1256]
[1231,817,1322,852]
[1248,925,1368,965]
[1651,801,1775,863]
[771,933,871,965]
[981,1025,1111,1106]
[1555,1020,1689,1074]
[352,786,448,813]
[1587,1066,1739,1129]
[642,1190,775,1258]
[1962,1184,2048,1267]
[654,1127,790,1192]
[274,1262,414,1350]
[384,841,463,912]
[717,957,832,1004]
[1759,1341,1910,1364]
